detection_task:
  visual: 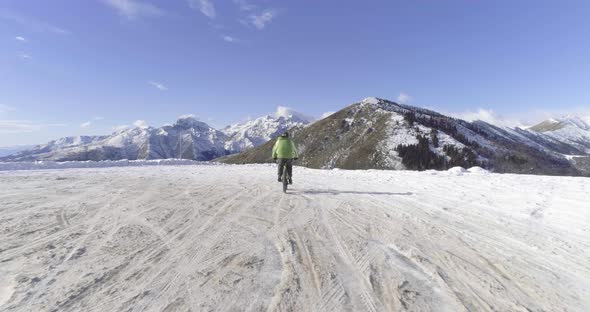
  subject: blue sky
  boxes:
[1,0,589,146]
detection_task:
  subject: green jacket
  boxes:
[272,137,298,159]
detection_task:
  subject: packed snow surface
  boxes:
[0,159,210,171]
[1,164,589,311]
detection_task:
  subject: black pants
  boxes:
[277,158,293,179]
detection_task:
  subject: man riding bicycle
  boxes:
[272,132,298,184]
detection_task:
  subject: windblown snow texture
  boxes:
[0,163,589,311]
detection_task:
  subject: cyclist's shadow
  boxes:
[287,189,413,196]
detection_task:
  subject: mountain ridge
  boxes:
[219,97,590,176]
[3,98,589,176]
[529,115,590,155]
[1,114,309,162]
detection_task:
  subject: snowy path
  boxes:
[0,164,589,311]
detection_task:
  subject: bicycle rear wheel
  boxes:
[282,165,288,193]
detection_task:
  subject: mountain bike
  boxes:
[281,161,290,193]
[277,158,295,193]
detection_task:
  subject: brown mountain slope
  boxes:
[217,103,395,169]
[218,98,584,176]
[529,120,566,132]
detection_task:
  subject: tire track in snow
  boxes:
[17,188,127,311]
[314,198,380,312]
[1,165,589,311]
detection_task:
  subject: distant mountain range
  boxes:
[220,97,590,176]
[3,98,590,176]
[1,113,309,162]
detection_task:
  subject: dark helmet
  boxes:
[281,132,289,137]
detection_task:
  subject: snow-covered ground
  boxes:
[0,159,210,171]
[0,163,589,311]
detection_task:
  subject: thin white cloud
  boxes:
[234,0,256,11]
[0,120,66,134]
[79,117,104,128]
[274,106,314,122]
[20,53,31,59]
[179,114,197,119]
[133,120,149,128]
[101,0,165,19]
[450,109,526,128]
[0,105,15,114]
[188,0,216,19]
[249,9,277,30]
[445,106,590,129]
[15,36,27,42]
[148,81,168,91]
[222,35,236,42]
[0,9,70,34]
[526,108,590,126]
[397,92,411,104]
[112,125,130,132]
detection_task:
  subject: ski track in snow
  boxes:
[0,164,589,311]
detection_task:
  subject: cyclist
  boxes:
[272,132,298,184]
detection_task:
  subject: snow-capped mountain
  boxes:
[145,115,229,160]
[221,97,589,176]
[529,116,590,154]
[222,113,310,152]
[4,99,589,176]
[3,116,229,161]
[34,135,109,153]
[1,135,108,160]
[1,112,310,162]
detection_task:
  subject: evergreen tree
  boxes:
[430,129,439,148]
